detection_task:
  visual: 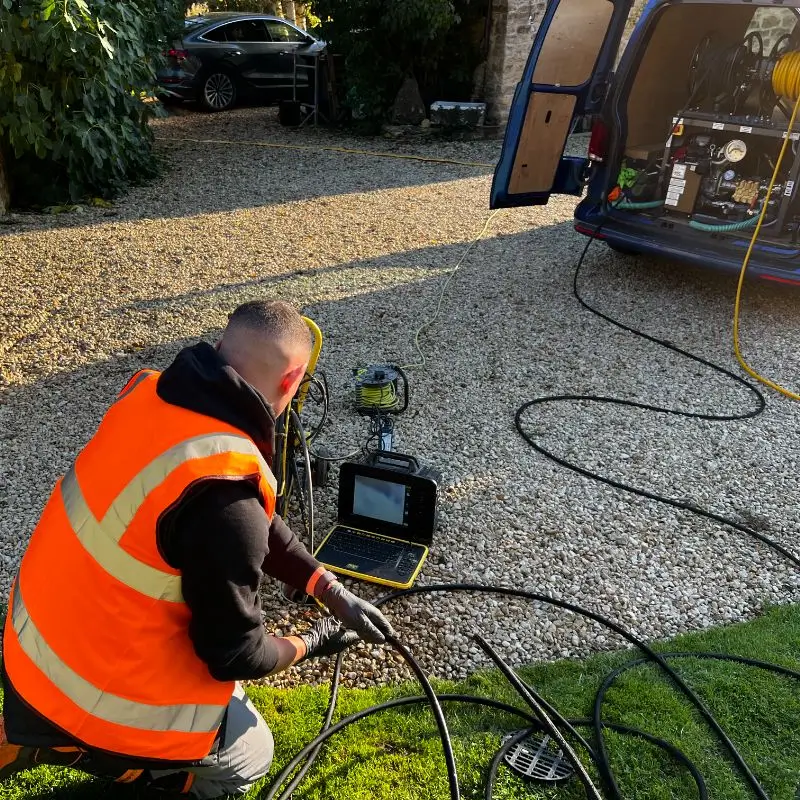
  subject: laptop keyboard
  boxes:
[317,526,425,582]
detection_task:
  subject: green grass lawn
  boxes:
[3,602,800,800]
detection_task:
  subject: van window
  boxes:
[745,8,798,56]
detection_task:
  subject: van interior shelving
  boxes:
[608,3,800,247]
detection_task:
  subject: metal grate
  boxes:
[502,731,574,783]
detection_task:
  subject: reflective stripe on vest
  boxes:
[61,432,277,603]
[11,583,226,734]
[116,369,157,403]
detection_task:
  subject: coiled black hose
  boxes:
[261,194,800,800]
[260,583,800,800]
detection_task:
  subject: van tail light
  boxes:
[588,119,610,163]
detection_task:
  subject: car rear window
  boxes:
[201,24,229,42]
[172,16,207,41]
[183,17,208,32]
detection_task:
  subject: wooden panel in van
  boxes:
[509,93,576,195]
[532,0,614,87]
[625,6,755,148]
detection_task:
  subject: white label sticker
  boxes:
[713,122,725,130]
[739,126,752,134]
[667,191,682,201]
[672,164,687,178]
[786,181,795,197]
[665,197,679,206]
[669,179,686,189]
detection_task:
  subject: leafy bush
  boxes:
[186,2,211,16]
[202,0,279,12]
[198,1,316,28]
[310,0,487,128]
[0,0,183,207]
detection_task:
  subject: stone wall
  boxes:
[481,0,653,124]
[480,0,545,125]
[746,8,797,53]
[481,1,798,126]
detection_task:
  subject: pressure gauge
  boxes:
[723,139,748,163]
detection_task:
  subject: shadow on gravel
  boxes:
[107,225,572,319]
[1,221,575,569]
[0,108,500,236]
[3,218,797,464]
[3,221,799,599]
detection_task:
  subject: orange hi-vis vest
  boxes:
[3,369,278,762]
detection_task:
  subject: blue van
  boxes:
[491,0,800,285]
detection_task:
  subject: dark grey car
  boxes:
[157,13,326,112]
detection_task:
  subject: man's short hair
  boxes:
[226,299,312,352]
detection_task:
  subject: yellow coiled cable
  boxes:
[733,50,800,401]
[356,380,402,411]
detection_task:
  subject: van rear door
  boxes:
[490,0,635,209]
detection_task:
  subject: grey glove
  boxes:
[319,580,397,644]
[298,616,359,662]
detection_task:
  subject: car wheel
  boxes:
[607,242,640,256]
[200,71,237,112]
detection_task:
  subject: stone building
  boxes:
[478,0,545,126]
[477,0,647,125]
[478,1,798,125]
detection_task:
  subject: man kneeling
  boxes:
[0,300,394,797]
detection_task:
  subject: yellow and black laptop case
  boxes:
[313,455,439,590]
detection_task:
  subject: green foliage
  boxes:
[0,0,183,206]
[203,0,280,12]
[310,0,487,128]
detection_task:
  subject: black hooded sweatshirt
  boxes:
[2,342,322,751]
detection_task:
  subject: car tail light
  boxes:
[588,119,610,163]
[165,48,189,63]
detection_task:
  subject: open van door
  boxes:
[491,0,635,209]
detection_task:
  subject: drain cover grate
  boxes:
[502,730,574,783]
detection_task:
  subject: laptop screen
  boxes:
[337,459,438,544]
[352,474,409,526]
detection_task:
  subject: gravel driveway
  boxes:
[2,107,800,689]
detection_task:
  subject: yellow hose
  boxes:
[732,51,800,401]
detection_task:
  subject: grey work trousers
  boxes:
[1,685,273,798]
[151,683,275,798]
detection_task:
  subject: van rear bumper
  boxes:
[574,201,800,287]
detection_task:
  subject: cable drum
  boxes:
[772,51,800,102]
[688,33,800,116]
